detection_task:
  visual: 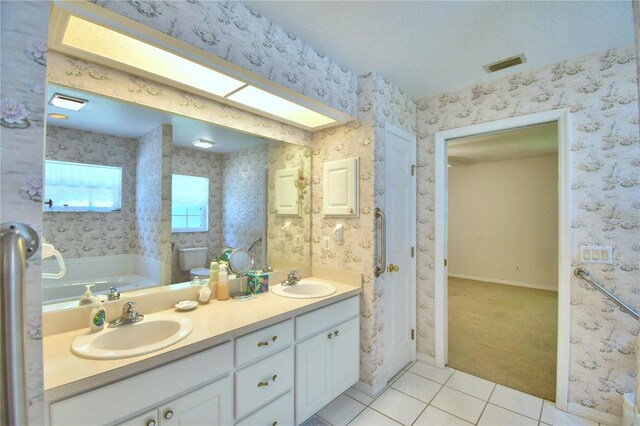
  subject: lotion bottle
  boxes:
[79,284,97,306]
[209,261,219,298]
[89,301,106,333]
[217,264,229,301]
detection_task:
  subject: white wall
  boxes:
[448,154,558,290]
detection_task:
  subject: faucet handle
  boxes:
[288,270,301,280]
[122,301,136,313]
[108,286,120,300]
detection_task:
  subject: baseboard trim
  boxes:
[416,353,437,367]
[352,380,386,398]
[567,402,622,425]
[448,273,558,292]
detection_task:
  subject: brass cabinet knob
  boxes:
[335,330,340,336]
[328,332,333,339]
[388,264,400,272]
[164,410,173,420]
[147,421,156,426]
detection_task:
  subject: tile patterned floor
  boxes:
[301,361,604,426]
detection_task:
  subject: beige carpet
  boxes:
[447,277,557,401]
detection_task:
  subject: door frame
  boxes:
[383,122,417,382]
[433,109,571,410]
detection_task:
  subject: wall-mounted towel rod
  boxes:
[574,267,639,321]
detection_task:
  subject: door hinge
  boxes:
[444,259,448,267]
[411,329,415,340]
[411,247,414,258]
[411,165,416,176]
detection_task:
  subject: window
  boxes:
[44,160,122,212]
[172,174,209,232]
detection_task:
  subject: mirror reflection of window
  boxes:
[44,160,123,212]
[171,174,209,232]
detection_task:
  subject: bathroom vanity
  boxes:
[43,276,361,425]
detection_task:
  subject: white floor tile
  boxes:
[478,404,539,426]
[317,394,366,426]
[344,386,374,405]
[540,401,598,426]
[409,361,455,384]
[430,386,487,424]
[300,415,332,426]
[391,371,442,403]
[370,387,427,425]
[348,408,402,426]
[489,384,543,420]
[414,406,473,426]
[445,370,496,401]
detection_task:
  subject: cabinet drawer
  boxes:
[236,391,293,426]
[236,320,293,367]
[235,348,293,419]
[50,342,233,425]
[296,296,358,340]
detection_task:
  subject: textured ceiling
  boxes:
[46,85,265,153]
[448,122,558,165]
[242,1,635,99]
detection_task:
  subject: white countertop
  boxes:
[43,277,360,398]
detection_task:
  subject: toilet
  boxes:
[177,247,210,280]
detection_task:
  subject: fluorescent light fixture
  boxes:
[48,113,69,120]
[226,85,337,129]
[50,93,88,111]
[61,15,246,97]
[192,139,215,149]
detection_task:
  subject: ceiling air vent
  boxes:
[483,54,526,73]
[49,93,88,111]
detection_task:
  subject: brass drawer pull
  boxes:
[272,422,278,426]
[257,374,278,387]
[257,336,278,347]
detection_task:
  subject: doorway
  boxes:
[433,109,571,409]
[446,123,559,400]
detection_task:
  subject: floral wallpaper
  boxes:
[415,46,639,417]
[89,0,357,117]
[43,126,140,257]
[0,1,49,422]
[170,146,224,283]
[222,144,268,266]
[47,51,313,148]
[311,72,416,390]
[268,141,312,268]
[136,124,172,285]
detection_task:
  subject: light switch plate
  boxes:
[580,245,613,264]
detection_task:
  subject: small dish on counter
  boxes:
[174,300,198,311]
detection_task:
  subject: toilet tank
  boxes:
[177,247,208,271]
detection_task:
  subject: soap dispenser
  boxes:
[79,284,97,306]
[89,301,106,333]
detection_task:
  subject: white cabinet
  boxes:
[323,158,359,217]
[274,167,300,216]
[295,297,360,424]
[119,377,233,426]
[50,343,233,425]
[236,391,293,426]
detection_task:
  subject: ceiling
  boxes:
[447,122,558,165]
[242,1,635,99]
[46,84,265,153]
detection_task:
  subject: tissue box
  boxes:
[247,272,269,294]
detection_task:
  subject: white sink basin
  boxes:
[71,314,194,360]
[271,279,336,299]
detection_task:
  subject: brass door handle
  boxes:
[388,264,400,272]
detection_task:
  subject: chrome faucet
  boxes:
[108,286,120,301]
[108,301,144,328]
[281,270,301,287]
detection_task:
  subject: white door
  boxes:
[159,376,233,425]
[384,124,417,380]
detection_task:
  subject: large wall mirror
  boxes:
[42,84,311,311]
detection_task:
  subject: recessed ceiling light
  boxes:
[192,139,215,149]
[48,113,69,119]
[49,93,88,111]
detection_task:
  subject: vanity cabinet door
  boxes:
[331,317,360,394]
[119,409,159,426]
[159,375,233,426]
[295,330,333,424]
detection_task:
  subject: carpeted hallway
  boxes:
[447,277,558,401]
